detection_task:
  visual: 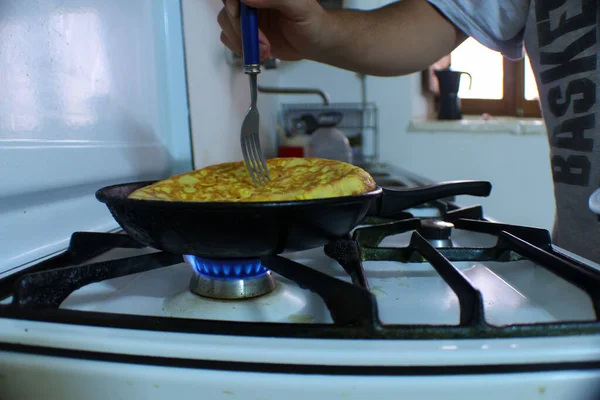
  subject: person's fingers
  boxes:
[225,2,241,36]
[220,2,273,61]
[220,32,241,55]
[225,0,239,18]
[221,29,268,61]
[241,0,315,19]
[223,3,272,59]
[217,8,242,53]
[258,29,271,61]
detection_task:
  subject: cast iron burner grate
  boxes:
[1,205,600,339]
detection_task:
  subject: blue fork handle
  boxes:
[240,2,260,73]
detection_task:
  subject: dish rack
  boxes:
[278,102,379,166]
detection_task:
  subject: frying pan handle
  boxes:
[372,180,492,218]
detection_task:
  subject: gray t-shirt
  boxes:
[428,0,600,262]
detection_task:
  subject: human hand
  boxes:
[218,0,465,77]
[217,0,327,62]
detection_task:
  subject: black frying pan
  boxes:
[95,180,491,258]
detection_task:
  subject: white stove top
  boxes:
[57,241,596,327]
[2,202,600,400]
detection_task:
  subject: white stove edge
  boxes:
[0,317,599,367]
[1,351,598,400]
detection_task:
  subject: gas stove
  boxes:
[1,183,600,400]
[3,2,599,397]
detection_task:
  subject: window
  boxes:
[424,37,541,118]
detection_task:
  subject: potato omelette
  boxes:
[128,157,376,202]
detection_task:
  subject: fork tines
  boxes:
[242,134,270,187]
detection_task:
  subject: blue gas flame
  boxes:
[184,255,268,279]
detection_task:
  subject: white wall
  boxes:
[272,60,364,104]
[181,0,280,168]
[398,123,556,231]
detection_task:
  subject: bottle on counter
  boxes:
[277,114,318,158]
[305,111,353,164]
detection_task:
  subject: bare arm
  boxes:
[220,0,467,77]
[313,0,467,76]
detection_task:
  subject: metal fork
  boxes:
[240,2,270,187]
[241,74,270,186]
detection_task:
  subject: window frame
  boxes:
[423,54,541,118]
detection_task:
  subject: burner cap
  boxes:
[418,220,454,240]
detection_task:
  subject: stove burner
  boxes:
[184,256,276,300]
[418,220,454,248]
[6,202,600,340]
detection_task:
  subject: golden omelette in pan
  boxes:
[98,157,489,257]
[128,157,377,202]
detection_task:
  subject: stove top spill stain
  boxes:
[397,276,409,287]
[370,286,388,297]
[287,313,314,323]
